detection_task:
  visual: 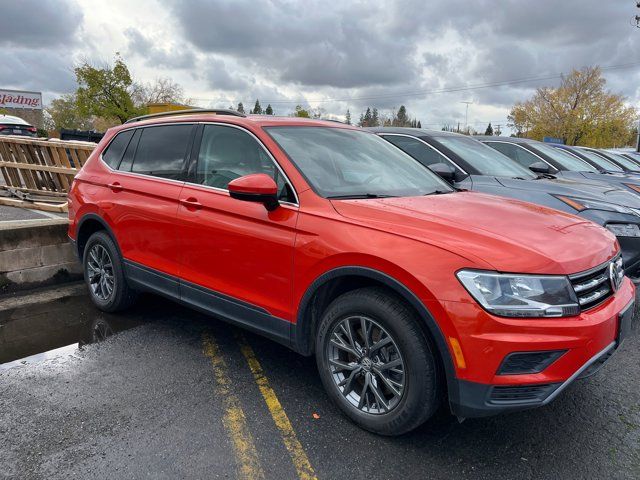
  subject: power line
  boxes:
[191,61,640,106]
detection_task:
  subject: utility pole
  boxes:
[460,101,472,132]
[636,118,639,152]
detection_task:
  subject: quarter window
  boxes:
[129,125,193,179]
[194,125,295,202]
[102,130,134,169]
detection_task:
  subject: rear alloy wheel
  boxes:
[83,231,137,312]
[316,287,442,435]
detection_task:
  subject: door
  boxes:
[103,124,195,298]
[177,124,299,339]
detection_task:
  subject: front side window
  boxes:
[102,130,134,169]
[129,124,193,179]
[383,135,459,171]
[194,125,295,202]
[578,149,624,172]
[605,152,640,171]
[532,143,594,172]
[435,136,534,178]
[485,141,550,172]
[266,127,452,198]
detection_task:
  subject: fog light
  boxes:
[606,223,640,237]
[497,350,567,375]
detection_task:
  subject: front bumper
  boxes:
[446,281,635,419]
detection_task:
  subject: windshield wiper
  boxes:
[535,174,557,180]
[424,189,454,195]
[327,193,397,199]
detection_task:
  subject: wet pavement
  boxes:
[1,284,639,479]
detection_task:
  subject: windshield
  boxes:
[435,136,535,178]
[534,143,595,171]
[577,149,625,172]
[266,127,453,198]
[604,152,640,171]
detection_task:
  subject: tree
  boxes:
[371,108,379,127]
[508,66,637,147]
[484,122,494,136]
[237,102,245,113]
[345,109,351,125]
[134,77,184,105]
[74,54,144,124]
[393,105,409,127]
[252,99,262,114]
[417,121,422,128]
[45,93,94,131]
[293,105,310,118]
[265,104,274,115]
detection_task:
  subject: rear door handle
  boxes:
[107,182,123,192]
[180,197,202,209]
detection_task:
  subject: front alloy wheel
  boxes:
[327,316,405,414]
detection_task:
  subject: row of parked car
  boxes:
[68,109,636,435]
[371,127,640,282]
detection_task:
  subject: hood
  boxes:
[331,191,617,275]
[494,176,640,208]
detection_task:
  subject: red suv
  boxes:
[68,110,635,435]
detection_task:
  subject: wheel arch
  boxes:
[75,213,122,261]
[292,266,458,398]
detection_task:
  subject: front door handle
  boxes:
[180,197,202,209]
[107,182,123,192]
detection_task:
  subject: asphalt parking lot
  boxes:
[1,285,639,480]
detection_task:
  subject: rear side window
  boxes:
[102,130,134,169]
[383,135,450,168]
[130,125,193,179]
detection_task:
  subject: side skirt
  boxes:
[123,260,292,348]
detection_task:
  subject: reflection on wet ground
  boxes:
[0,287,147,369]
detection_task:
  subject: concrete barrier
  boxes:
[0,219,81,292]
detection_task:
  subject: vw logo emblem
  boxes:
[609,260,624,292]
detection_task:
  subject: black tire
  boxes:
[83,231,137,312]
[315,287,442,436]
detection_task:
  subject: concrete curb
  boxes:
[0,219,82,293]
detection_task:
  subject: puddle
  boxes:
[0,293,146,369]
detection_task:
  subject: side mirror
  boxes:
[428,162,456,182]
[228,173,280,211]
[529,161,550,174]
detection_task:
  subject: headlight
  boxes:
[554,195,633,215]
[456,270,579,318]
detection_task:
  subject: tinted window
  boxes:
[195,125,295,202]
[486,142,544,170]
[383,135,451,168]
[435,136,534,178]
[130,125,192,179]
[266,127,452,198]
[102,130,134,169]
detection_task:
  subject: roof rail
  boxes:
[124,108,246,124]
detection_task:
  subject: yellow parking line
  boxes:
[235,332,317,480]
[202,333,265,480]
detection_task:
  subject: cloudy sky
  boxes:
[1,0,639,131]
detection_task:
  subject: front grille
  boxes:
[488,383,559,405]
[569,256,621,311]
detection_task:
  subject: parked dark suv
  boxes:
[373,128,640,280]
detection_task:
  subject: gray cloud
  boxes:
[0,49,75,93]
[124,28,196,69]
[0,0,82,48]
